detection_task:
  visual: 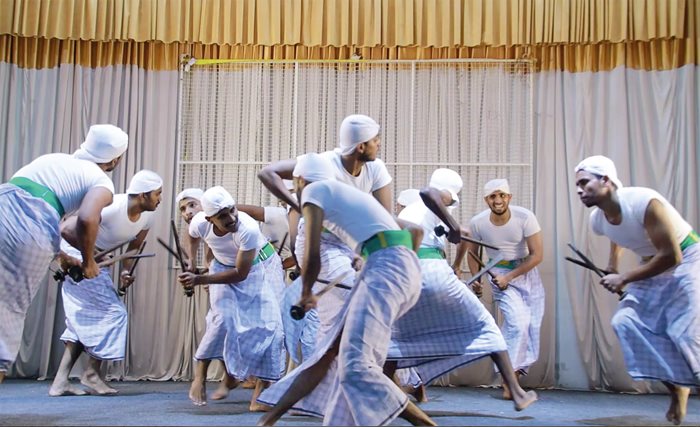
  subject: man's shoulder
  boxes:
[470,209,491,224]
[510,205,536,219]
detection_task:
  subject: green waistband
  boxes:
[494,258,524,270]
[253,242,275,265]
[9,176,65,217]
[417,247,446,259]
[361,230,413,258]
[680,230,699,251]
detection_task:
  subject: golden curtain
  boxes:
[0,0,697,71]
[0,0,689,46]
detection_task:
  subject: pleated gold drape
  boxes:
[0,0,698,72]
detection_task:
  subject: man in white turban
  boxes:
[575,155,700,425]
[49,169,161,397]
[396,188,421,213]
[178,186,286,411]
[0,123,128,382]
[258,154,435,427]
[258,114,392,214]
[462,178,545,400]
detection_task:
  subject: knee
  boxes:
[611,309,635,334]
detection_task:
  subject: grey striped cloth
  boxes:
[389,258,507,384]
[61,268,127,360]
[0,185,61,371]
[612,243,700,386]
[489,265,545,373]
[259,246,421,426]
[211,258,286,382]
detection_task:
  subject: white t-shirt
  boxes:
[261,206,291,260]
[318,150,392,193]
[398,200,456,250]
[188,211,267,266]
[590,187,693,257]
[301,180,399,251]
[61,193,155,260]
[469,206,541,261]
[12,153,114,216]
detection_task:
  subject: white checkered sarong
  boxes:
[259,245,421,426]
[211,258,286,381]
[281,278,319,364]
[489,265,545,372]
[263,251,286,303]
[0,184,60,371]
[389,258,507,383]
[612,243,700,386]
[60,268,127,360]
[194,278,226,361]
[287,225,357,355]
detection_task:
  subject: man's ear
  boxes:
[356,142,367,154]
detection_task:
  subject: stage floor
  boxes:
[1,379,698,426]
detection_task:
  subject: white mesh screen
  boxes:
[177,60,534,258]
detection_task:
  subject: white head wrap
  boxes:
[336,114,381,156]
[126,170,163,195]
[293,153,336,183]
[397,189,421,207]
[73,124,129,163]
[483,178,511,198]
[201,186,236,217]
[574,155,624,189]
[429,169,463,203]
[176,188,204,204]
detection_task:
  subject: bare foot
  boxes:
[0,371,5,383]
[666,386,690,425]
[249,401,272,413]
[189,380,207,406]
[241,376,256,389]
[80,371,118,395]
[410,384,429,403]
[211,375,239,401]
[513,390,538,411]
[502,381,513,400]
[49,380,88,397]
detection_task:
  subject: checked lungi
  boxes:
[489,265,545,373]
[389,258,507,384]
[0,184,61,371]
[194,267,226,361]
[210,258,286,382]
[281,278,319,364]
[612,243,700,386]
[259,245,421,426]
[61,268,127,360]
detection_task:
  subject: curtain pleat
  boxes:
[0,0,690,47]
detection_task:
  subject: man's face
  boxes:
[485,191,511,216]
[104,155,123,172]
[357,135,381,162]
[178,197,202,224]
[142,188,163,211]
[575,171,607,207]
[207,206,239,233]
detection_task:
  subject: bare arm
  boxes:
[288,208,300,263]
[185,248,256,286]
[600,199,682,293]
[394,217,424,253]
[372,184,394,214]
[452,240,469,274]
[301,204,324,298]
[120,228,148,274]
[184,231,201,272]
[61,187,113,279]
[419,187,462,244]
[606,241,623,273]
[237,204,266,222]
[257,159,299,212]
